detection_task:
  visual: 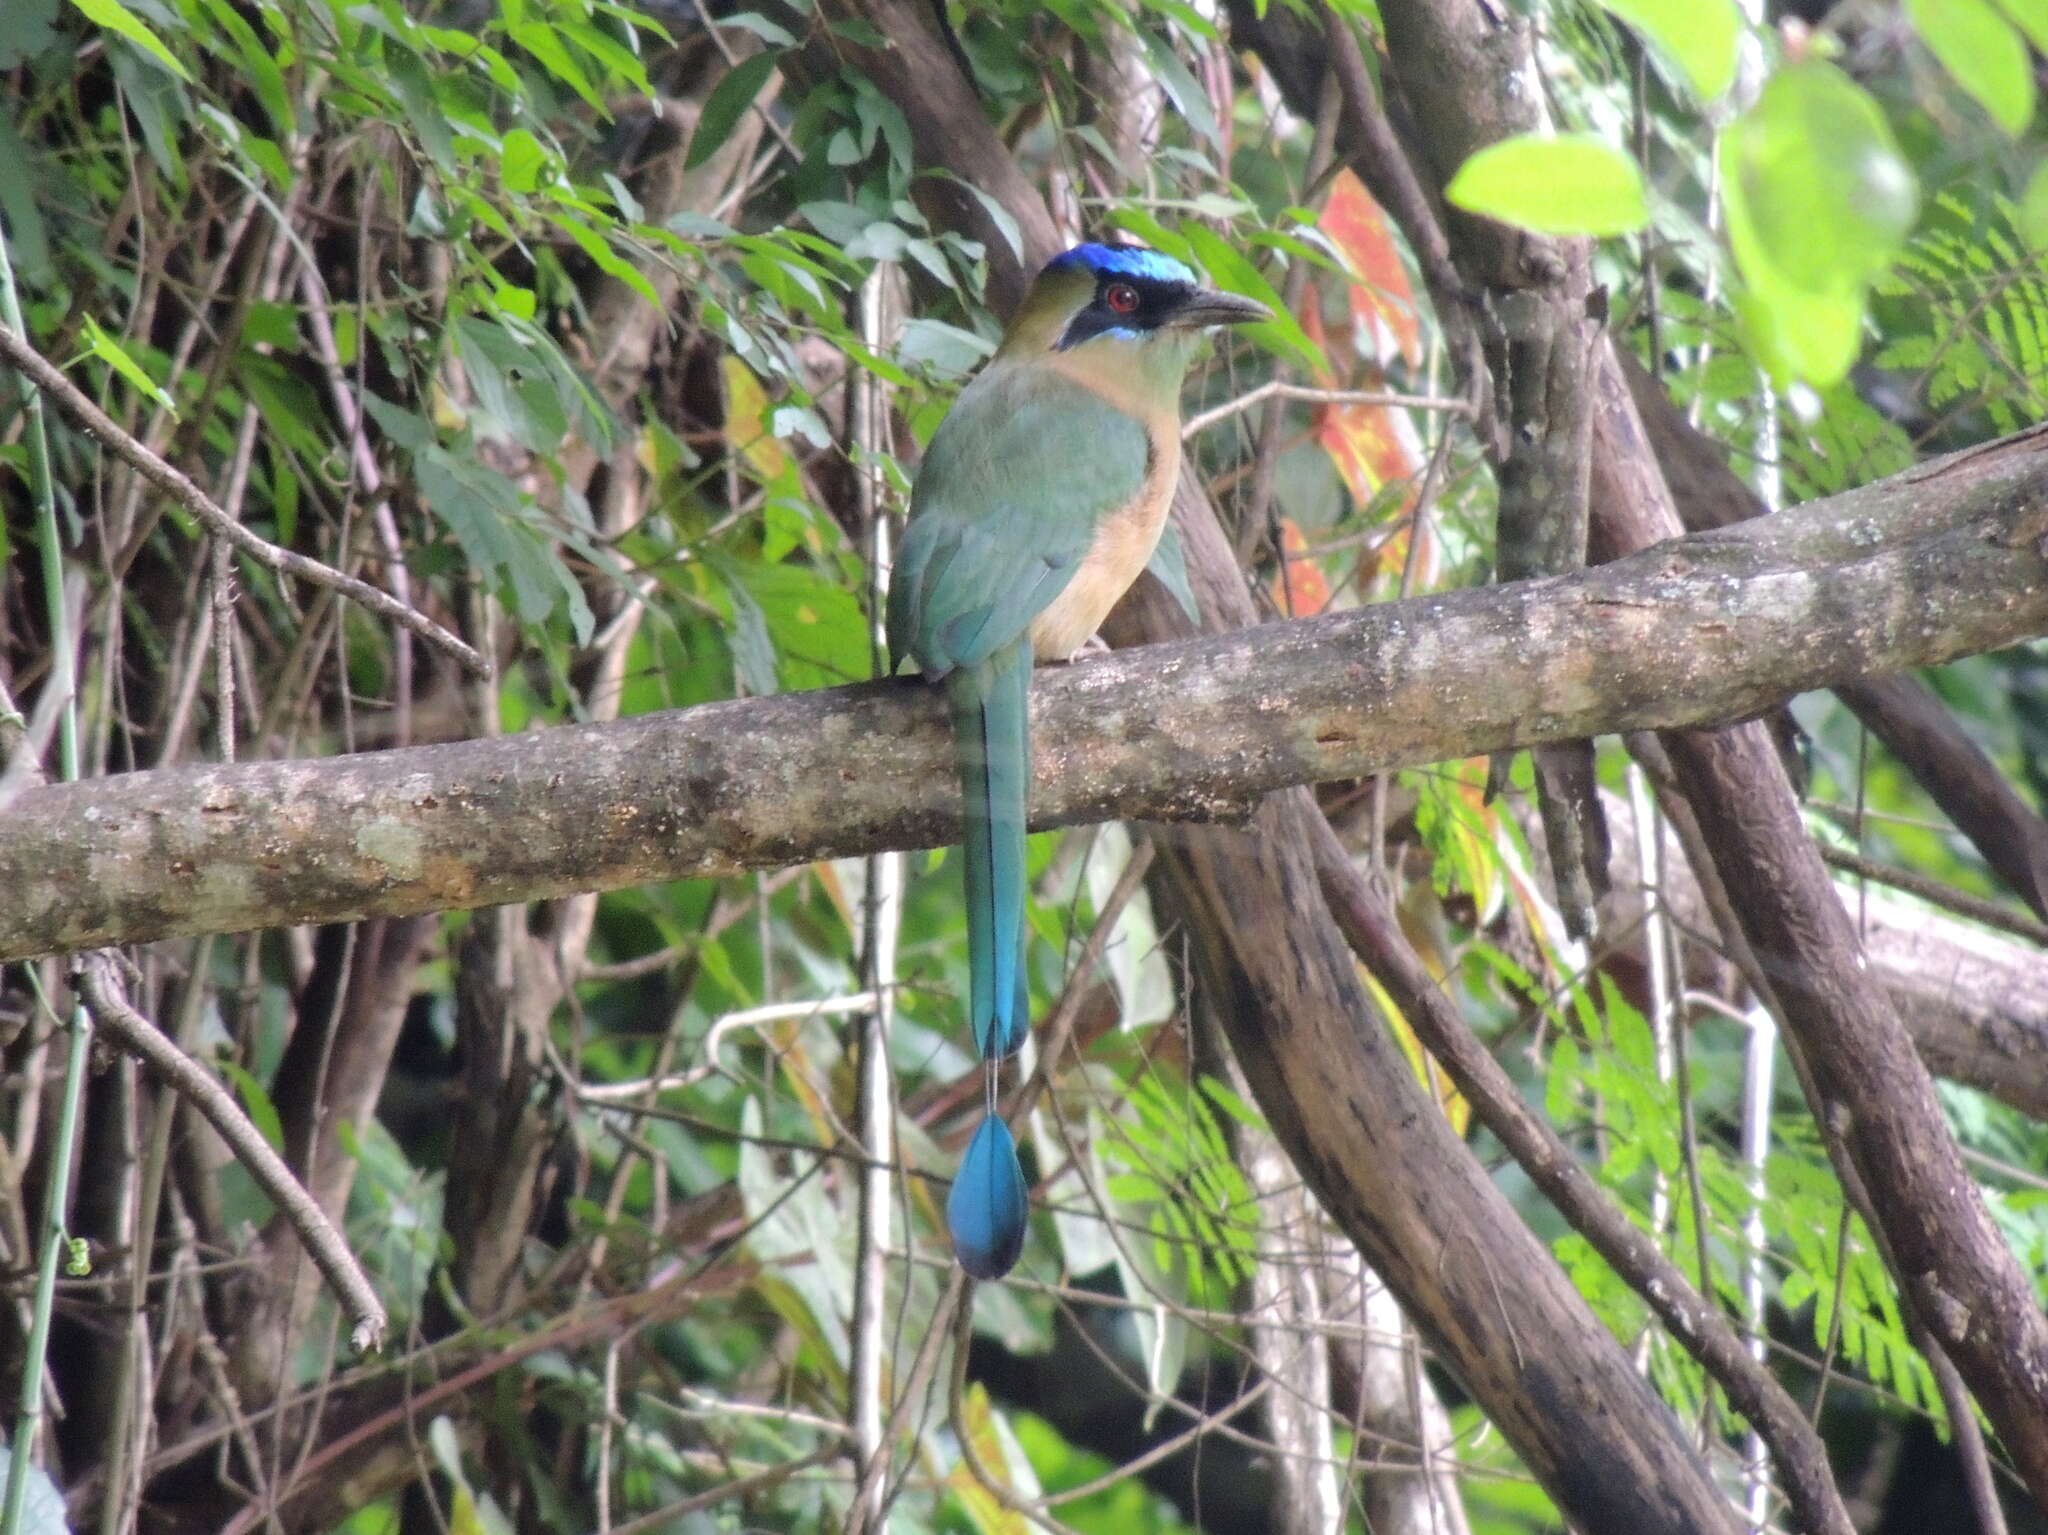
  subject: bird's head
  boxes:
[997,244,1268,377]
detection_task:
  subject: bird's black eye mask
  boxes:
[1055,275,1198,350]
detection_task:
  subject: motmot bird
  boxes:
[885,244,1267,1279]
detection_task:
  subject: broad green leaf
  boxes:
[1445,133,1649,236]
[1720,62,1917,295]
[1139,29,1222,149]
[1734,279,1863,389]
[707,553,780,697]
[1907,0,2034,135]
[507,15,607,114]
[2022,162,2048,249]
[1996,0,2048,54]
[686,50,776,171]
[197,0,293,137]
[545,210,660,306]
[0,116,53,279]
[723,11,796,47]
[67,0,190,80]
[500,128,548,194]
[1599,0,1742,100]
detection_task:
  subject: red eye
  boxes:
[1104,282,1140,315]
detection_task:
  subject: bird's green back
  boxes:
[886,360,1149,677]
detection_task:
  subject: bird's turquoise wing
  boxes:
[887,363,1150,675]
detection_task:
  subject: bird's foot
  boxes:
[1060,634,1114,664]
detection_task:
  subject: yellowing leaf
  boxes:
[947,1383,1034,1535]
[1313,390,1424,505]
[1269,519,1332,617]
[1321,169,1422,367]
[720,355,789,482]
[1359,955,1470,1137]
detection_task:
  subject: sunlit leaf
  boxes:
[67,0,190,80]
[78,316,174,411]
[1995,0,2048,54]
[1446,133,1648,236]
[1724,63,1917,294]
[1907,0,2034,135]
[2022,162,2048,249]
[1598,0,1742,100]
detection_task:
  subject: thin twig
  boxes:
[1182,380,1469,440]
[0,322,488,677]
[605,1446,838,1535]
[75,954,388,1353]
[1815,842,2048,948]
[1308,816,1857,1535]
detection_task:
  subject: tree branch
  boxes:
[1613,346,2048,922]
[4,438,2044,963]
[0,444,2039,966]
[1307,816,1855,1535]
[74,954,388,1353]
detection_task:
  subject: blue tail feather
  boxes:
[948,1112,1028,1279]
[947,643,1033,1059]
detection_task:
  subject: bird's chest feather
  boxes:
[1028,426,1181,660]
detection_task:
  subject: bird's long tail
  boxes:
[949,1101,1028,1280]
[945,642,1032,1060]
[944,641,1033,1278]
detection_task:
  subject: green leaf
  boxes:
[67,0,190,80]
[687,50,777,171]
[1599,0,1742,100]
[215,1058,285,1152]
[1907,0,2034,135]
[1181,224,1321,369]
[724,11,796,47]
[1444,133,1649,236]
[1736,278,1862,386]
[1721,61,1918,295]
[2022,162,2048,250]
[508,15,607,114]
[78,316,174,411]
[1996,0,2048,54]
[500,128,548,194]
[0,0,59,70]
[1139,29,1221,149]
[196,0,293,137]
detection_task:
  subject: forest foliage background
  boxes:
[3,0,2048,1531]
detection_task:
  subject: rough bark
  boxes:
[1663,723,2048,1502]
[1614,346,2048,922]
[1587,359,2048,1506]
[1147,778,1742,1535]
[4,443,2044,962]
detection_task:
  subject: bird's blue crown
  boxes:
[1044,243,1198,288]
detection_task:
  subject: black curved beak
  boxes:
[1169,289,1271,329]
